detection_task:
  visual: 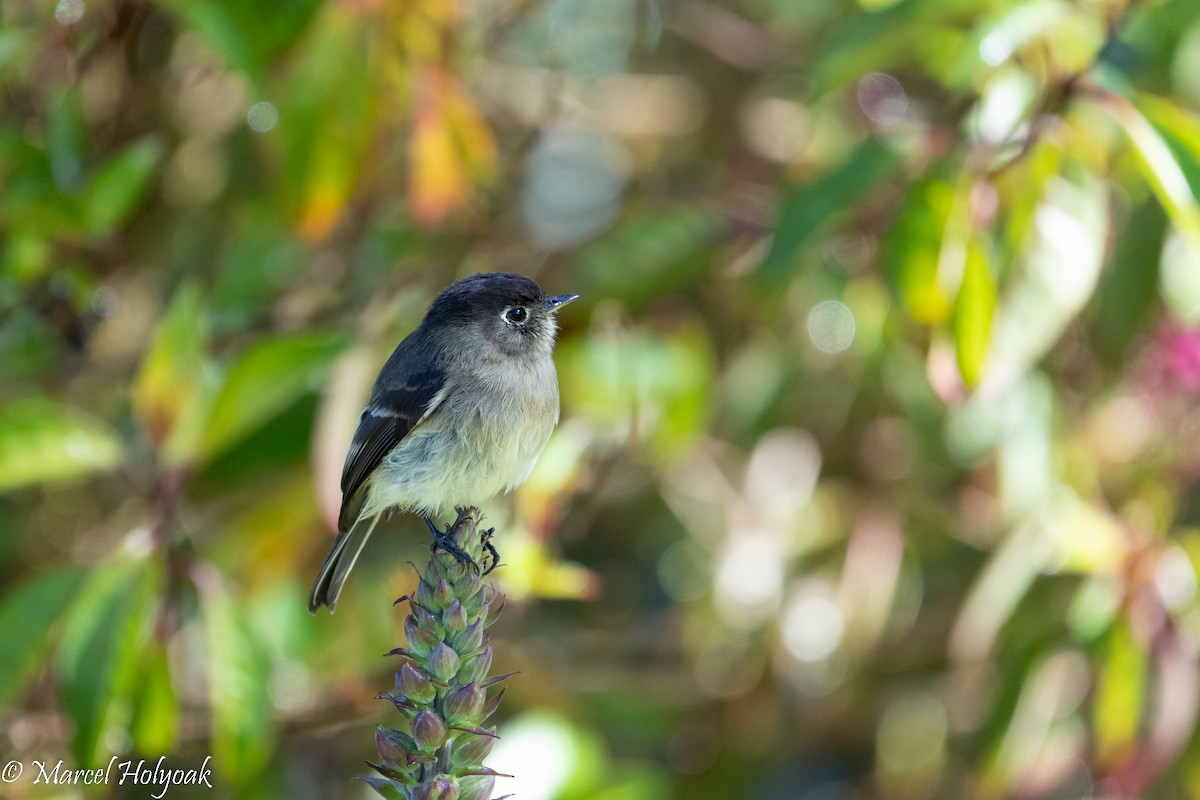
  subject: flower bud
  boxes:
[427,642,461,682]
[456,646,492,684]
[460,589,485,617]
[416,777,459,800]
[434,579,455,607]
[417,579,439,612]
[442,600,468,633]
[398,663,437,705]
[405,615,438,658]
[376,726,417,766]
[412,710,448,752]
[443,682,485,726]
[457,775,494,800]
[416,604,440,631]
[450,731,496,769]
[448,620,484,653]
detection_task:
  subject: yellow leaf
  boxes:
[442,74,497,180]
[297,178,350,244]
[954,235,996,388]
[1094,620,1146,768]
[131,285,207,449]
[408,68,479,225]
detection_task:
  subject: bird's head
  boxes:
[425,272,578,359]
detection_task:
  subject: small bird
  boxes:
[308,273,578,612]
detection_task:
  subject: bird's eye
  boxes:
[504,306,529,324]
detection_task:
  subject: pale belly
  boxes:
[363,365,558,518]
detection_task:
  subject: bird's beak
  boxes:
[543,294,580,314]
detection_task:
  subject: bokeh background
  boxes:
[5,0,1200,797]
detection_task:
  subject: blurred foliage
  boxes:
[5,0,1200,798]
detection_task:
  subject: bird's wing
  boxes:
[337,364,448,531]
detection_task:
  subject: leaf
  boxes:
[282,13,373,242]
[886,173,955,323]
[809,0,970,94]
[1094,619,1146,768]
[198,332,347,461]
[129,643,180,756]
[46,87,87,190]
[57,557,157,766]
[0,567,84,709]
[408,67,497,226]
[1102,92,1200,247]
[83,137,163,236]
[0,398,123,491]
[1136,93,1200,206]
[953,235,996,388]
[409,78,470,227]
[157,0,324,85]
[761,138,900,280]
[201,578,273,783]
[131,284,210,457]
[1092,200,1167,360]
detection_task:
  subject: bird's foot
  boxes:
[424,514,480,572]
[480,527,500,575]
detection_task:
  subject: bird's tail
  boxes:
[308,511,382,613]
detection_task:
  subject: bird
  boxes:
[308,272,578,612]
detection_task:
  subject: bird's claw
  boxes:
[424,513,479,572]
[480,527,500,575]
[430,530,480,572]
[423,514,500,575]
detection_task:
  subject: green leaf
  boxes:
[761,138,900,280]
[278,15,374,238]
[46,87,87,190]
[1093,619,1146,768]
[953,236,996,388]
[57,557,157,766]
[0,398,123,492]
[1136,94,1200,205]
[83,137,164,236]
[809,0,971,94]
[202,579,273,783]
[159,0,324,85]
[1103,92,1200,246]
[0,567,85,709]
[886,173,955,323]
[132,284,212,461]
[198,332,347,461]
[129,643,180,756]
[1092,200,1167,360]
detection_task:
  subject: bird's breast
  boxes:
[369,354,559,516]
